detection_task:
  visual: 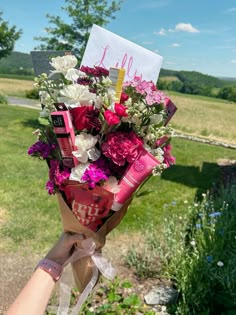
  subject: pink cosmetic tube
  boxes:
[111,147,160,211]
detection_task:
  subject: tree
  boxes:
[34,0,123,62]
[0,12,22,59]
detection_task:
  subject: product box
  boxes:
[51,111,77,168]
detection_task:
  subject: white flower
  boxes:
[50,55,78,75]
[190,240,196,246]
[69,162,89,182]
[153,147,164,163]
[60,84,96,108]
[65,68,82,82]
[103,176,120,194]
[102,77,112,87]
[150,114,163,125]
[137,101,146,111]
[102,90,116,107]
[72,133,100,163]
[131,114,142,126]
[94,95,103,109]
[217,261,224,267]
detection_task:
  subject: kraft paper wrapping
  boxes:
[56,193,131,292]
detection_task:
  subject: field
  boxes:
[166,91,236,144]
[0,77,34,97]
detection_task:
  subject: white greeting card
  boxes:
[81,24,163,83]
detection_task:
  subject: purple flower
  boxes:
[206,255,213,263]
[195,223,202,229]
[28,140,56,159]
[46,160,70,194]
[46,180,55,195]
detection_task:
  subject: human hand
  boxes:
[45,232,84,266]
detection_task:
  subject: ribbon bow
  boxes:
[57,238,116,315]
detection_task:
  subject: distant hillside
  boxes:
[159,69,236,88]
[0,51,33,75]
[1,51,236,88]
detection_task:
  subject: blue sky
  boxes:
[1,0,236,78]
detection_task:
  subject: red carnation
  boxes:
[70,106,101,131]
[120,92,129,104]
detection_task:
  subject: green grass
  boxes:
[0,104,235,253]
[0,73,34,80]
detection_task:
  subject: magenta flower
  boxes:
[80,65,109,77]
[28,141,56,159]
[46,180,55,195]
[101,131,143,166]
[104,110,120,125]
[46,160,70,194]
[81,158,111,188]
[114,103,128,117]
[163,144,176,167]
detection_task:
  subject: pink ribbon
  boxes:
[56,238,116,315]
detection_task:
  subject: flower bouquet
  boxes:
[28,54,176,293]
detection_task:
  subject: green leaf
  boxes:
[121,280,133,288]
[107,291,121,302]
[123,294,141,306]
[38,117,50,126]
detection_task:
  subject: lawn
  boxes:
[0,104,235,253]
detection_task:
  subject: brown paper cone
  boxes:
[56,193,131,292]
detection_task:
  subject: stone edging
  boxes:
[174,132,236,149]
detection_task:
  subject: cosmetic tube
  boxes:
[111,147,160,211]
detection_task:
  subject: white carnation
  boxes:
[72,133,99,163]
[60,84,96,108]
[50,55,78,74]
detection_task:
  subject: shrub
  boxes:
[125,182,236,314]
[25,88,39,99]
[0,92,8,104]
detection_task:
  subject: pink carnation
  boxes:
[114,103,128,117]
[104,110,120,125]
[101,131,143,166]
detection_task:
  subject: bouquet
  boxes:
[28,54,176,293]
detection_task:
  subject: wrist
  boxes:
[36,258,63,281]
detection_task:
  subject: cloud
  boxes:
[154,23,199,36]
[171,43,181,47]
[154,28,166,36]
[175,23,199,33]
[224,7,236,13]
[231,60,236,63]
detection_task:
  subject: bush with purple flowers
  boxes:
[125,181,236,314]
